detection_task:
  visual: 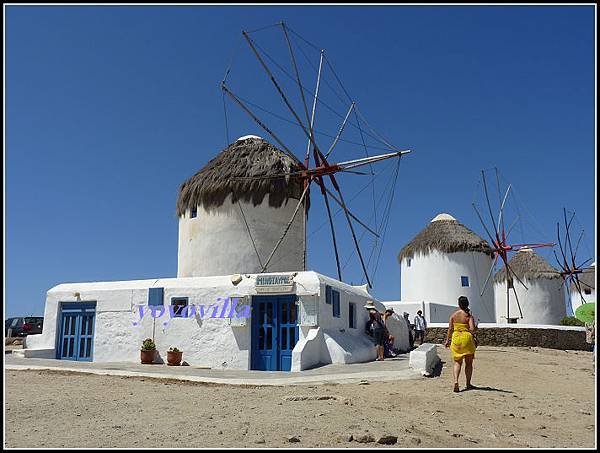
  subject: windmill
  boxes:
[553,208,595,311]
[472,168,555,321]
[219,21,410,288]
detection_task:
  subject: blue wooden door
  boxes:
[251,295,298,371]
[58,302,96,361]
[278,298,299,371]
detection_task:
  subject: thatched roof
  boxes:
[571,266,596,292]
[494,248,561,283]
[398,213,493,262]
[176,136,307,216]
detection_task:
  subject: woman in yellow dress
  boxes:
[444,296,477,392]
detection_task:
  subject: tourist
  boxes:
[444,296,477,393]
[403,312,414,349]
[364,301,387,361]
[383,308,397,357]
[414,310,427,345]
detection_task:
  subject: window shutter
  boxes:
[148,287,164,306]
[325,285,332,304]
[332,290,340,317]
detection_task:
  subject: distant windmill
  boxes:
[472,168,555,320]
[553,208,594,309]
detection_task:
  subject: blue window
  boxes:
[349,302,356,328]
[171,297,189,318]
[191,207,197,218]
[325,285,332,304]
[461,276,470,287]
[332,290,340,318]
[148,287,164,306]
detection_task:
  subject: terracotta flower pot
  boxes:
[140,349,156,364]
[167,350,183,366]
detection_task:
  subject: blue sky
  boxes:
[5,5,596,317]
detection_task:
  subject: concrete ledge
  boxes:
[11,348,55,359]
[409,343,440,376]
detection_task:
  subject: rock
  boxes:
[355,434,375,443]
[358,381,370,385]
[217,431,223,435]
[410,437,421,445]
[337,434,353,443]
[377,435,397,445]
[254,438,266,444]
[287,436,301,443]
[451,433,463,438]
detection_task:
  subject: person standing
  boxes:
[383,308,397,357]
[414,310,427,345]
[403,312,414,349]
[364,301,387,361]
[444,296,477,393]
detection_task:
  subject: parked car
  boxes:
[5,317,44,337]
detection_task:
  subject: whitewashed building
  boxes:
[24,136,410,371]
[494,248,565,324]
[385,213,496,323]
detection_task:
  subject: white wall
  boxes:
[30,275,260,369]
[177,194,306,278]
[400,250,496,322]
[494,277,566,325]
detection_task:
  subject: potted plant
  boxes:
[140,338,156,364]
[167,347,183,366]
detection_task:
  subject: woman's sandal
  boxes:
[453,383,460,393]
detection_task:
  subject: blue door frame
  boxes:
[251,295,299,371]
[57,302,96,361]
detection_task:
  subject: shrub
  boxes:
[168,347,180,353]
[559,316,584,327]
[142,338,156,350]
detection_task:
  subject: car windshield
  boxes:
[24,317,43,324]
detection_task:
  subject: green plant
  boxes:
[168,347,180,353]
[142,338,156,350]
[559,316,585,327]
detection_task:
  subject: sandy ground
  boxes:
[4,346,596,448]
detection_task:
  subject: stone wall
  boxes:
[424,326,590,351]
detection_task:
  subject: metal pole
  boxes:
[325,102,355,158]
[303,50,324,271]
[306,51,324,162]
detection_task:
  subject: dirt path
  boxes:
[4,346,596,448]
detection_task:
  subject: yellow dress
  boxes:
[450,322,476,361]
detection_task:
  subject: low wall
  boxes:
[423,323,589,351]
